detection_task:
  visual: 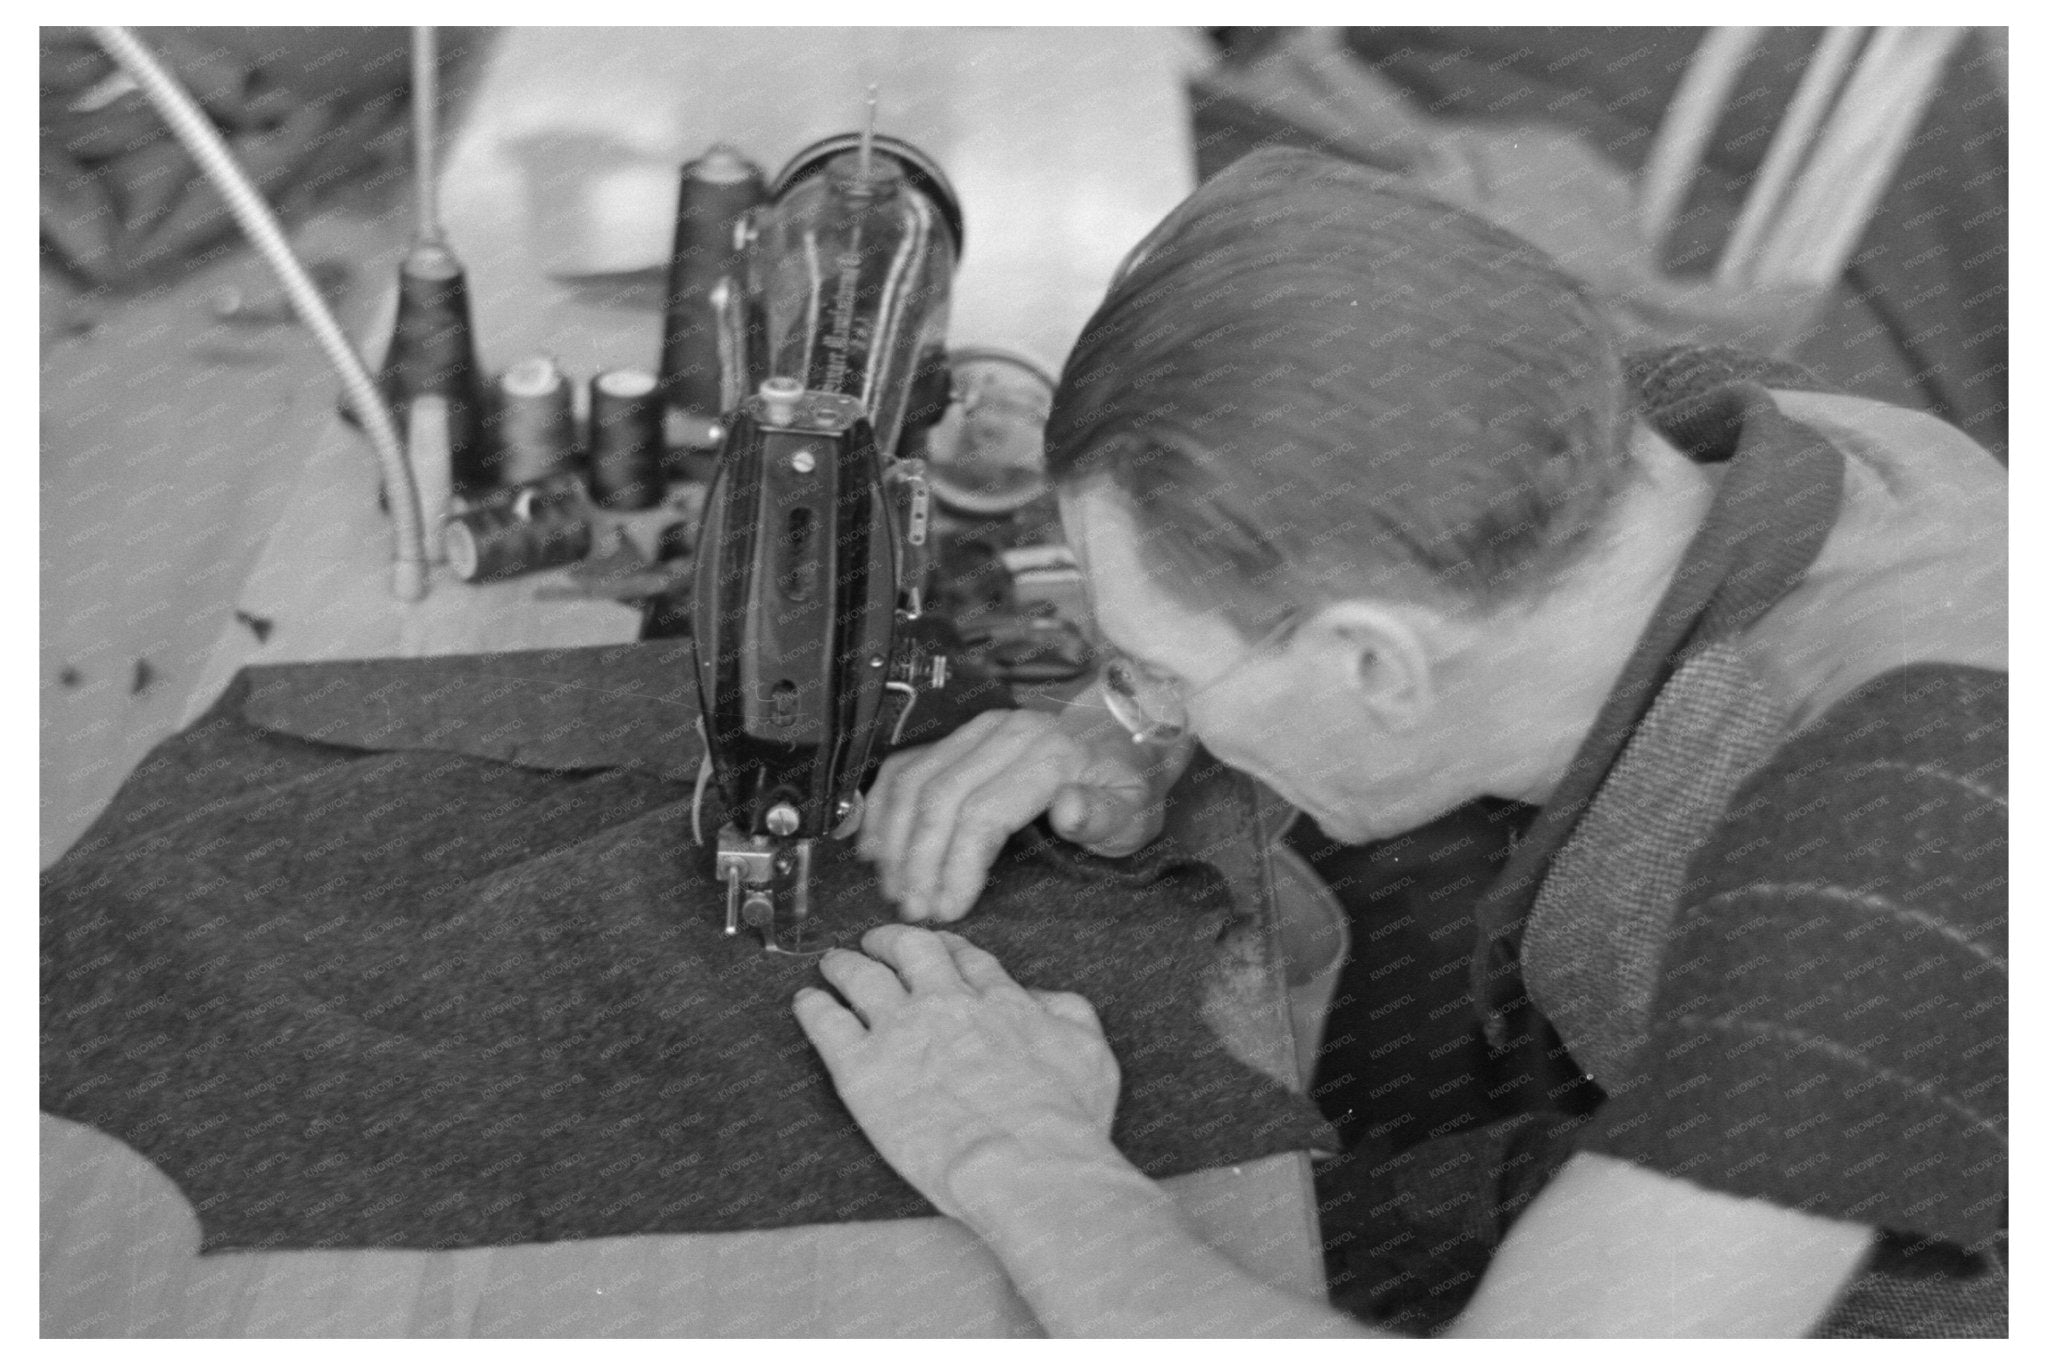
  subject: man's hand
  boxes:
[793,924,1123,1223]
[859,698,1185,922]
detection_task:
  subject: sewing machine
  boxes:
[43,32,1327,1338]
[688,128,963,953]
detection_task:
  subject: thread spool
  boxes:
[459,468,589,517]
[588,368,665,510]
[658,145,765,423]
[379,241,487,498]
[492,356,578,487]
[444,472,593,582]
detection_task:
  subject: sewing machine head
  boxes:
[689,129,962,953]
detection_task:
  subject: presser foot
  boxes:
[759,919,828,958]
[718,830,827,956]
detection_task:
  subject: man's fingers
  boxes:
[818,948,909,1023]
[863,711,1145,921]
[929,810,1026,922]
[859,749,920,892]
[1028,989,1105,1033]
[932,929,1029,997]
[858,740,925,865]
[862,711,1014,900]
[891,725,1054,919]
[918,751,1145,921]
[859,923,971,994]
[792,985,867,1058]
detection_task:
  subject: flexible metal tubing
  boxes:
[91,25,429,601]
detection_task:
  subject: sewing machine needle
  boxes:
[860,86,877,178]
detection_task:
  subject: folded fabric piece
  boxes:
[41,644,1334,1252]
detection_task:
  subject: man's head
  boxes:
[1047,148,1656,840]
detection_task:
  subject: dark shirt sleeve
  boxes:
[1578,663,2007,1251]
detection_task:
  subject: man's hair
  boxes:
[1045,147,1635,632]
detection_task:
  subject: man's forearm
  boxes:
[951,1146,1374,1338]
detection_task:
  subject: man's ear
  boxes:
[1300,601,1437,730]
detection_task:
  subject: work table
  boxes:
[40,28,1327,1337]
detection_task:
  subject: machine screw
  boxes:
[765,802,801,837]
[788,448,817,474]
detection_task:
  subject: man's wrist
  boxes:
[944,1134,1335,1337]
[946,1132,1164,1247]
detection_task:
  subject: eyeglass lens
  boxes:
[1101,654,1188,743]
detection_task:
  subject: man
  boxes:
[792,148,2007,1336]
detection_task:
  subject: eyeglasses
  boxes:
[1098,612,1298,745]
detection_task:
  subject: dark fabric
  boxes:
[1582,663,2008,1251]
[1290,797,1537,1152]
[40,646,1335,1253]
[1317,1110,1589,1334]
[1818,1233,2009,1339]
[238,646,704,783]
[233,634,1024,783]
[1469,370,1845,1043]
